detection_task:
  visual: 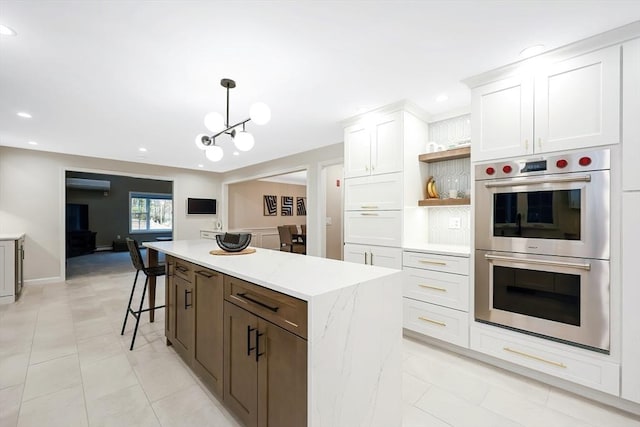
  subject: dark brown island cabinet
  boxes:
[164,256,307,427]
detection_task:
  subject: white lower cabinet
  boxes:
[402,250,470,348]
[622,192,640,403]
[344,173,403,211]
[403,298,469,348]
[343,243,402,269]
[470,324,620,395]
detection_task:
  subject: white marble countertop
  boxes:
[145,239,401,301]
[402,243,470,257]
[0,233,25,241]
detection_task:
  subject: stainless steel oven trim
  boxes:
[475,250,610,352]
[475,169,610,260]
[484,254,591,271]
[483,174,592,188]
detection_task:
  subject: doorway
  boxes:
[64,170,173,279]
[321,163,344,260]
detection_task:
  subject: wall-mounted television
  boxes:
[187,198,216,214]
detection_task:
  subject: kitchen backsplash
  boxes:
[427,206,471,246]
[428,114,471,147]
[426,113,472,246]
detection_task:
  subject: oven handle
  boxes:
[484,254,591,271]
[484,174,591,188]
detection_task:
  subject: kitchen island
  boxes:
[144,239,403,427]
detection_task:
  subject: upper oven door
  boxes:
[475,169,609,260]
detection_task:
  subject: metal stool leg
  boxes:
[130,274,149,351]
[121,270,140,335]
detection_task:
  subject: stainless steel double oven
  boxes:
[475,148,610,353]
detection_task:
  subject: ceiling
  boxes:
[1,2,639,173]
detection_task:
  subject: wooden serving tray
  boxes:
[209,248,256,256]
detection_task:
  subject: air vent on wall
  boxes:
[65,178,111,191]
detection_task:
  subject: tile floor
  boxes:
[1,251,640,427]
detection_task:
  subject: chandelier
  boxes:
[195,78,271,162]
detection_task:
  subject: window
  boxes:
[130,192,173,232]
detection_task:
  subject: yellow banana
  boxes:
[432,180,440,198]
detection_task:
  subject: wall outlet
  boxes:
[448,217,461,229]
[117,235,121,240]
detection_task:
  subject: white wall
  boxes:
[0,146,222,283]
[221,143,343,257]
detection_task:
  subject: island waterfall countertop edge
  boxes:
[144,239,402,301]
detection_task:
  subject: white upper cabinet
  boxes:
[623,38,640,192]
[472,76,534,161]
[344,111,403,178]
[471,45,620,162]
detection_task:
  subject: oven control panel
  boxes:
[475,148,610,180]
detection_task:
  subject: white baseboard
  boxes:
[24,276,64,285]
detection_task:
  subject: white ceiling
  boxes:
[1,2,639,173]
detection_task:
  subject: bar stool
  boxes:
[121,238,166,350]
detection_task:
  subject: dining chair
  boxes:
[121,237,166,350]
[277,226,305,254]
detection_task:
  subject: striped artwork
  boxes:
[263,195,277,216]
[281,196,293,216]
[296,197,306,216]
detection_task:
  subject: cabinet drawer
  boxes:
[403,267,469,311]
[344,210,401,247]
[403,298,469,348]
[174,259,193,282]
[344,173,403,211]
[224,275,308,339]
[470,325,620,395]
[403,251,469,275]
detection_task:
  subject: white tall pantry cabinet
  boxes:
[343,103,429,269]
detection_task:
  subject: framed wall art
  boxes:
[296,197,306,216]
[263,195,277,216]
[281,196,293,216]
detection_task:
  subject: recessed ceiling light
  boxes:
[198,164,204,168]
[17,112,32,118]
[436,94,448,103]
[233,151,239,156]
[138,147,147,152]
[0,25,17,36]
[28,141,38,146]
[519,44,545,59]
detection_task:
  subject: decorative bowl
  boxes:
[215,233,252,252]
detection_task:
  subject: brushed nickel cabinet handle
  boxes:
[418,316,446,327]
[418,259,447,266]
[360,205,379,209]
[360,212,379,216]
[418,284,447,292]
[538,138,542,150]
[525,139,529,150]
[503,347,567,368]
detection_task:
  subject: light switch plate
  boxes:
[448,217,461,229]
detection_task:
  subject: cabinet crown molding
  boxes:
[341,99,430,127]
[463,20,640,89]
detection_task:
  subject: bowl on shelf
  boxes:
[215,233,252,252]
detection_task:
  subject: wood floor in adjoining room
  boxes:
[1,251,639,426]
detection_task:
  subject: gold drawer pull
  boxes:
[284,319,299,328]
[503,347,567,368]
[418,284,447,292]
[418,259,447,266]
[361,205,379,209]
[360,213,379,216]
[418,316,446,327]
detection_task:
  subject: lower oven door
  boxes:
[475,250,610,353]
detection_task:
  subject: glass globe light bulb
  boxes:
[233,131,255,152]
[194,134,209,150]
[249,102,271,125]
[205,145,224,162]
[204,112,225,133]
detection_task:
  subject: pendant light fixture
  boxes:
[195,78,270,162]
